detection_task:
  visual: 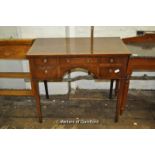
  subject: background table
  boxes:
[110,34,155,114]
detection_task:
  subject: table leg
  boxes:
[115,79,119,97]
[115,79,125,122]
[120,77,130,115]
[44,80,49,99]
[68,71,71,100]
[31,79,42,123]
[109,79,114,99]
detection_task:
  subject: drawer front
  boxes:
[30,58,58,79]
[98,57,125,65]
[32,66,58,80]
[99,67,122,79]
[33,57,58,66]
[29,56,128,80]
[59,57,98,65]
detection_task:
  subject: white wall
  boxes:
[17,26,66,38]
[0,26,155,94]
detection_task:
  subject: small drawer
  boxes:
[59,57,98,64]
[33,57,58,66]
[99,67,122,79]
[32,66,58,80]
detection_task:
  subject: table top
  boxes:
[126,42,155,58]
[27,37,131,56]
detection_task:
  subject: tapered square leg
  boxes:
[67,71,71,100]
[115,79,125,122]
[115,80,120,122]
[120,77,130,115]
[31,79,42,123]
[115,79,119,97]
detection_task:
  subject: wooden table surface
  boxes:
[27,37,130,56]
[119,35,155,115]
[27,37,131,122]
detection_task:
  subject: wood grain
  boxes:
[0,89,33,96]
[0,39,34,59]
[27,37,131,56]
[0,72,31,78]
[28,37,131,122]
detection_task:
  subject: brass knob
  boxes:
[44,70,48,74]
[43,58,47,63]
[66,59,70,63]
[109,69,113,73]
[4,52,10,56]
[109,58,114,63]
[87,59,90,63]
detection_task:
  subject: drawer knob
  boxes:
[43,58,48,63]
[44,70,48,74]
[109,58,114,63]
[87,59,90,63]
[66,59,70,63]
[109,69,113,73]
[4,52,11,56]
[114,69,120,73]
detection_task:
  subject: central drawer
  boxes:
[59,57,125,65]
[59,57,98,64]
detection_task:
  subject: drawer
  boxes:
[99,67,122,79]
[33,57,58,66]
[32,66,58,80]
[59,57,98,64]
[98,57,124,64]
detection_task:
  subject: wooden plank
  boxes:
[122,34,155,43]
[0,39,34,59]
[0,45,31,59]
[0,72,31,78]
[0,39,34,45]
[0,89,33,96]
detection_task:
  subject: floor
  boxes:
[0,89,155,129]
